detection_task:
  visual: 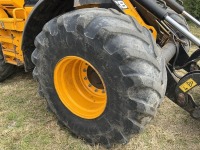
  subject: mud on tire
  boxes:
[32,8,167,147]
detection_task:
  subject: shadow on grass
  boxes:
[2,67,33,85]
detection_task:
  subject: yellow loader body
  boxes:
[0,0,33,66]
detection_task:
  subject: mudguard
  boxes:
[22,0,111,71]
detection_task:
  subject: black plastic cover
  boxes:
[133,0,168,20]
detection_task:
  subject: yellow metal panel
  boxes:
[0,0,24,8]
[2,50,16,57]
[0,19,24,31]
[0,0,25,16]
[0,34,12,41]
[0,1,33,66]
[0,8,8,18]
[25,7,33,15]
[114,0,157,39]
[4,57,18,65]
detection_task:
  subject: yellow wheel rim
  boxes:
[54,56,107,119]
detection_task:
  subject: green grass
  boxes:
[189,22,200,39]
[1,24,200,150]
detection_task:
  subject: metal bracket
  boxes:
[176,48,200,72]
[166,69,200,119]
[176,0,183,6]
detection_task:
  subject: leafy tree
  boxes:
[184,0,200,19]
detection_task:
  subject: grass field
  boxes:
[1,24,200,150]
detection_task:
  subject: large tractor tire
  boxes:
[0,46,16,82]
[32,8,167,147]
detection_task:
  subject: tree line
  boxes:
[184,0,200,19]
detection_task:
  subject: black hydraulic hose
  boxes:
[133,0,168,20]
[132,0,200,46]
[164,0,200,26]
[164,0,184,14]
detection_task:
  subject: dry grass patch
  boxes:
[1,71,200,150]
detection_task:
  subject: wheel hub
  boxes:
[54,56,107,119]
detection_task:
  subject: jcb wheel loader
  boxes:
[1,0,200,147]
